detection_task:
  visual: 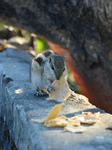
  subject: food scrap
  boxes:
[31,103,102,133]
[31,118,46,124]
[49,78,71,102]
[78,112,102,124]
[45,103,64,126]
[64,125,87,133]
[75,93,90,105]
[47,116,80,127]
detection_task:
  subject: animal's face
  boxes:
[48,54,68,80]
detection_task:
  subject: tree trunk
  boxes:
[0,0,112,113]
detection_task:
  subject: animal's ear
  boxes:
[43,50,53,57]
[35,57,43,66]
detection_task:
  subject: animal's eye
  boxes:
[63,68,65,72]
[63,56,66,60]
[51,65,55,70]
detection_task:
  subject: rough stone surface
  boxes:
[0,48,112,150]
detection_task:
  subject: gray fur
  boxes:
[31,50,68,96]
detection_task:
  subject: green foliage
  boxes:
[36,36,50,53]
[68,68,81,93]
[0,23,8,29]
[23,31,31,40]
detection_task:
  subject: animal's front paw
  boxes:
[47,84,55,93]
[34,91,47,97]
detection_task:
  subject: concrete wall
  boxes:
[0,48,112,150]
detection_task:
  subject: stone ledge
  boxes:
[0,48,112,150]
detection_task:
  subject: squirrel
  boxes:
[31,50,68,96]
